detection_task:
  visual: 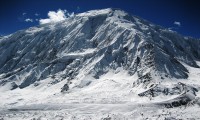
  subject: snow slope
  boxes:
[0,8,200,119]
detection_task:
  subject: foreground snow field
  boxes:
[0,62,200,119]
[1,103,200,120]
[0,8,200,119]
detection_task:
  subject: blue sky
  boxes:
[0,0,200,38]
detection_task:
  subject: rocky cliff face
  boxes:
[0,9,199,103]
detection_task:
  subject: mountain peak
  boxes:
[0,8,200,110]
[76,8,128,17]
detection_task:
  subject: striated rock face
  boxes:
[0,8,199,101]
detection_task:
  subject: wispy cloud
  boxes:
[77,6,80,11]
[174,21,181,27]
[19,12,32,23]
[25,18,33,22]
[35,13,39,16]
[22,13,26,16]
[39,9,74,25]
[168,21,181,31]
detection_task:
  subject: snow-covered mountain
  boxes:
[0,8,200,119]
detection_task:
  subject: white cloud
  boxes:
[25,18,33,22]
[39,9,74,25]
[174,21,181,27]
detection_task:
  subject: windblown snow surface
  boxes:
[0,8,200,119]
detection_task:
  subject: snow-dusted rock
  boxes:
[0,8,200,109]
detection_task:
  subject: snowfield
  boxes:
[0,8,200,119]
[1,104,200,120]
[0,62,200,119]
